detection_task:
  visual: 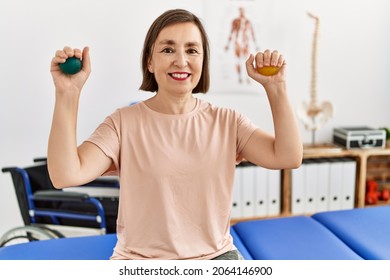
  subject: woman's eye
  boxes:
[187,48,199,55]
[161,48,174,53]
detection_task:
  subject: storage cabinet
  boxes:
[232,163,282,222]
[231,146,390,223]
[288,147,390,211]
[366,154,390,205]
[366,155,390,183]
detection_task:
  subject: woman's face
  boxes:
[148,22,203,96]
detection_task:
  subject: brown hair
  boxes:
[139,9,210,93]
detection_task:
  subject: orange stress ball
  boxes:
[257,66,280,76]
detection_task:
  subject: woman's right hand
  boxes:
[50,46,91,95]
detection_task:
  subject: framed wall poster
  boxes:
[203,0,277,94]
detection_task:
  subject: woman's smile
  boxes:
[169,72,191,81]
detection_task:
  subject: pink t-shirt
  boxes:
[86,98,257,259]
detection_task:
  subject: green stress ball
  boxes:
[59,57,82,75]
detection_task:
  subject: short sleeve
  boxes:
[84,110,121,175]
[236,112,257,155]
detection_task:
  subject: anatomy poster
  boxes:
[204,0,276,94]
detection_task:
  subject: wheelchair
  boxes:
[1,158,119,247]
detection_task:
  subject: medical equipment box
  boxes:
[333,126,386,149]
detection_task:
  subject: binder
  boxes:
[240,165,256,218]
[231,167,242,219]
[328,158,344,211]
[254,166,268,217]
[304,159,317,214]
[315,158,331,212]
[341,158,357,210]
[267,169,281,216]
[291,164,305,215]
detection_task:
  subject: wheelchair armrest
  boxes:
[33,190,90,202]
[33,157,47,163]
[1,167,16,173]
[82,177,120,188]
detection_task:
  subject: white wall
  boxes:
[1,0,390,237]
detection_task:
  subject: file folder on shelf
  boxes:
[267,169,281,216]
[304,159,318,214]
[328,158,344,211]
[254,166,268,217]
[315,158,331,212]
[340,158,356,210]
[241,165,256,218]
[291,164,305,215]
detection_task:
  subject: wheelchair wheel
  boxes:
[0,225,64,247]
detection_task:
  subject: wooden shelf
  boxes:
[301,145,390,208]
[281,145,390,216]
[232,145,390,223]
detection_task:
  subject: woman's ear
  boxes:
[148,60,154,73]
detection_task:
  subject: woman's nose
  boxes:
[173,51,188,67]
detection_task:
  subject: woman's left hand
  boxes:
[245,49,286,86]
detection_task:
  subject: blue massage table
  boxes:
[0,228,249,260]
[232,216,362,260]
[1,206,389,260]
[0,233,117,260]
[312,206,390,260]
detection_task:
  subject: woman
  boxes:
[48,9,302,260]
